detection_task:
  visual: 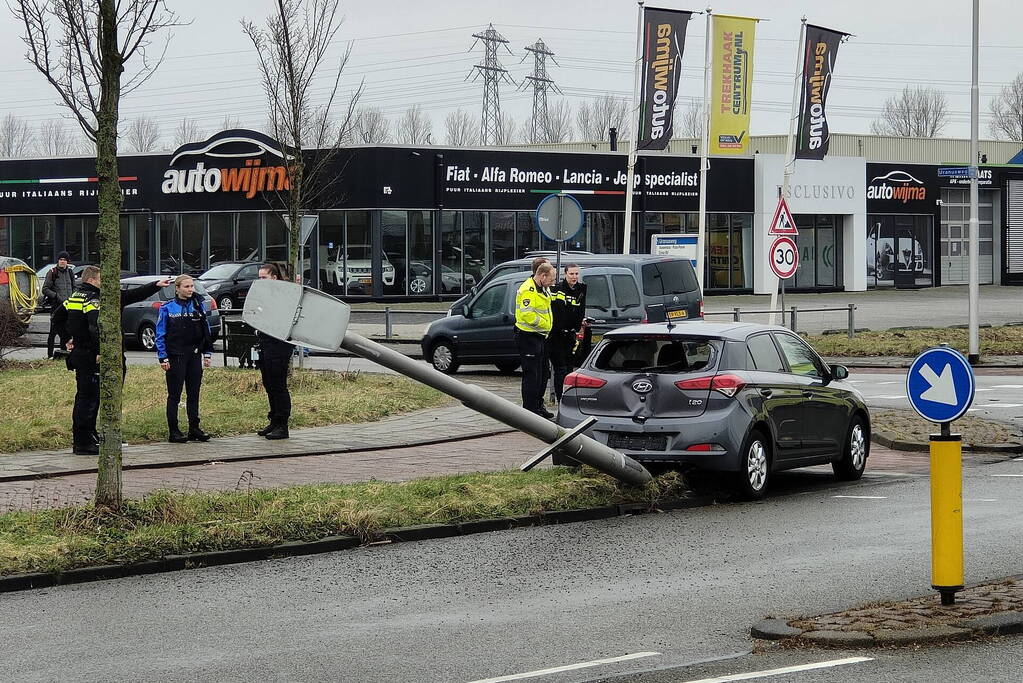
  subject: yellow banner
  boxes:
[709,15,756,155]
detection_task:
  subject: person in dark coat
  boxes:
[254,263,295,440]
[549,263,587,402]
[43,251,74,358]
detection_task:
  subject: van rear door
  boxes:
[640,259,702,322]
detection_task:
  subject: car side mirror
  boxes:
[830,364,849,380]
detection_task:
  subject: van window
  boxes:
[594,338,716,373]
[642,260,699,296]
[585,275,611,310]
[470,284,507,318]
[611,274,641,308]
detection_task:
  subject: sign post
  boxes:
[536,193,584,280]
[907,345,977,605]
[767,197,799,324]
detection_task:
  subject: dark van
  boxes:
[448,254,703,324]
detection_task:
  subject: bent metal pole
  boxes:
[339,332,653,486]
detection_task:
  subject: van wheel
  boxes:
[833,416,868,481]
[494,361,519,374]
[734,429,770,501]
[430,341,459,374]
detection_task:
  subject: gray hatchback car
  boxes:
[555,321,870,499]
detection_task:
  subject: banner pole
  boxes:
[770,17,805,325]
[696,7,713,292]
[622,0,645,254]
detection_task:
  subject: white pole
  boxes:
[968,0,980,363]
[696,8,713,291]
[770,17,806,325]
[622,0,645,254]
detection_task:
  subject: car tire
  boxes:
[833,415,868,481]
[137,322,157,352]
[734,429,771,501]
[430,340,460,374]
[410,277,428,295]
[218,295,234,310]
[494,361,519,374]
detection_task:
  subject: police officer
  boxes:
[254,263,294,440]
[515,262,555,418]
[549,263,587,402]
[63,266,102,455]
[156,274,214,443]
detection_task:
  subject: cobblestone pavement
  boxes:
[791,577,1023,632]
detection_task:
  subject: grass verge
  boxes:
[0,362,448,453]
[807,325,1023,357]
[0,468,686,577]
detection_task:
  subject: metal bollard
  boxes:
[847,303,856,339]
[385,306,392,339]
[790,306,798,334]
[733,307,741,322]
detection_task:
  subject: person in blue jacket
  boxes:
[156,274,214,443]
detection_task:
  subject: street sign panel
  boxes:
[536,193,584,241]
[937,166,972,179]
[650,233,698,267]
[769,236,798,279]
[768,196,798,236]
[906,346,976,423]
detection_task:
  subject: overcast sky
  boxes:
[0,0,1019,150]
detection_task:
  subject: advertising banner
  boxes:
[710,14,756,155]
[795,24,846,160]
[637,8,692,150]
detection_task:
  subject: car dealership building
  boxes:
[0,129,1021,299]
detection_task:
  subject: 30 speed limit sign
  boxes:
[769,236,798,279]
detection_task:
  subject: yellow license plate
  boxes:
[359,278,372,285]
[667,309,688,320]
[590,335,602,345]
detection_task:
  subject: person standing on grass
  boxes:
[155,274,213,444]
[254,263,294,440]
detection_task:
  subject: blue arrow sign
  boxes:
[906,347,976,423]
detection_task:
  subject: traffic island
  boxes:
[870,408,1023,454]
[752,576,1023,647]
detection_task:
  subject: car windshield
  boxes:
[198,264,238,280]
[642,260,699,296]
[348,245,371,261]
[593,337,716,373]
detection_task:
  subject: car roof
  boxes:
[500,253,681,266]
[604,321,793,341]
[486,266,635,286]
[120,276,165,284]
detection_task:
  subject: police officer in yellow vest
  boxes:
[515,262,556,418]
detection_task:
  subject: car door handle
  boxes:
[759,389,773,397]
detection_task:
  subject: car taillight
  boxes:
[699,299,704,318]
[675,373,746,397]
[209,297,218,310]
[150,301,162,309]
[564,372,607,390]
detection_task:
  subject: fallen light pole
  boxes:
[242,280,652,486]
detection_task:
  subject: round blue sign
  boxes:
[906,346,976,423]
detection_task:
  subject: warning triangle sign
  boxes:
[768,197,799,236]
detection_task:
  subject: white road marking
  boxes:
[468,652,661,682]
[991,474,1023,477]
[678,656,874,683]
[874,395,908,399]
[977,403,1023,409]
[973,388,994,392]
[1014,457,1023,462]
[964,499,998,502]
[990,384,1023,389]
[832,495,887,499]
[875,381,900,385]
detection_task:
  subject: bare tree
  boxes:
[172,117,205,146]
[0,114,35,158]
[125,115,160,152]
[870,86,948,138]
[353,107,390,143]
[221,114,243,130]
[243,0,362,280]
[13,0,180,511]
[678,99,704,139]
[37,119,84,156]
[988,73,1023,141]
[540,99,573,143]
[396,104,432,145]
[444,108,478,146]
[574,94,629,142]
[492,114,517,146]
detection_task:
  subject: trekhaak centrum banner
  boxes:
[709,14,757,155]
[795,24,848,160]
[636,7,693,151]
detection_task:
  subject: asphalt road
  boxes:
[2,459,1021,682]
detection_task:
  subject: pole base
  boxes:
[933,585,963,606]
[968,353,980,365]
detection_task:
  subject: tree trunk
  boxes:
[94,0,125,511]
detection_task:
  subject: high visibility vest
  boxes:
[515,277,553,336]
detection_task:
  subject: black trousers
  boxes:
[72,360,99,443]
[547,330,577,401]
[260,357,292,425]
[517,330,548,412]
[47,310,68,358]
[166,352,204,429]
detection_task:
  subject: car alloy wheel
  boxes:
[833,416,868,481]
[139,323,157,351]
[746,440,768,492]
[218,295,234,310]
[849,424,866,470]
[411,277,428,295]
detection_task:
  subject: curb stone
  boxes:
[872,430,1023,455]
[0,497,697,594]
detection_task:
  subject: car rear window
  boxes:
[611,274,641,308]
[593,337,716,373]
[642,260,699,296]
[586,275,611,310]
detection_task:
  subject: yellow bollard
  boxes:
[930,429,964,605]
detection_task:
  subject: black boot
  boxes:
[257,421,275,436]
[187,424,211,442]
[169,425,188,443]
[264,421,289,440]
[72,432,99,455]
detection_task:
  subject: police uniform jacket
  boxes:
[514,277,553,336]
[256,331,295,362]
[551,280,587,333]
[63,282,101,362]
[155,294,214,362]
